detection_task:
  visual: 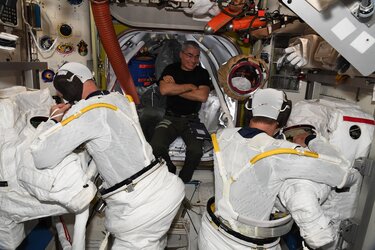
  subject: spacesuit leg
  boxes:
[104,164,185,249]
[198,212,236,250]
[0,217,25,249]
[112,227,169,250]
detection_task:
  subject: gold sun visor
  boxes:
[218,54,268,101]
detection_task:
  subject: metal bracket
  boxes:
[353,157,374,177]
[125,183,135,192]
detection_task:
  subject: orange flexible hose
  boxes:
[90,0,140,104]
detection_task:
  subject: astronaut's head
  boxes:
[246,88,292,128]
[180,40,201,71]
[53,62,94,104]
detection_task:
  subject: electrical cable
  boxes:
[20,0,58,57]
[246,12,259,34]
[185,210,198,235]
[59,216,72,245]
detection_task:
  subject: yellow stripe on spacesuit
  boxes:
[211,134,220,152]
[250,148,319,164]
[61,103,118,126]
[126,94,134,103]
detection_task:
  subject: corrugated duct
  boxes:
[90,0,140,104]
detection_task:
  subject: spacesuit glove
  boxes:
[284,43,308,69]
[276,54,287,71]
[183,0,215,16]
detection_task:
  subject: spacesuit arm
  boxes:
[279,180,336,248]
[306,136,339,156]
[30,108,105,169]
[308,136,357,187]
[274,143,351,188]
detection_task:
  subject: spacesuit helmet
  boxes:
[246,88,292,128]
[53,62,93,104]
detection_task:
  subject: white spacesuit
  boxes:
[198,88,355,250]
[0,87,97,249]
[279,99,375,249]
[30,62,185,249]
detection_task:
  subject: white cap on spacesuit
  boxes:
[56,62,93,84]
[246,88,292,128]
[251,88,286,120]
[53,62,94,103]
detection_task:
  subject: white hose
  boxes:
[54,217,72,250]
[72,207,90,250]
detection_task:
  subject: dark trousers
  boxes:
[150,114,203,183]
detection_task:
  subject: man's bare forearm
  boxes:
[160,81,197,95]
[179,86,209,102]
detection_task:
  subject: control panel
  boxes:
[0,0,19,28]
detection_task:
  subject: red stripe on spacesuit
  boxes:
[343,116,375,125]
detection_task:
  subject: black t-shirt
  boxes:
[160,63,211,115]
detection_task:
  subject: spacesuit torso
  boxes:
[0,88,97,249]
[213,127,352,237]
[30,91,185,249]
[31,92,154,188]
[280,99,375,249]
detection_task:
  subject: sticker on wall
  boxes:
[56,42,74,55]
[41,69,55,82]
[39,35,55,50]
[77,39,88,56]
[58,23,73,38]
[67,0,83,5]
